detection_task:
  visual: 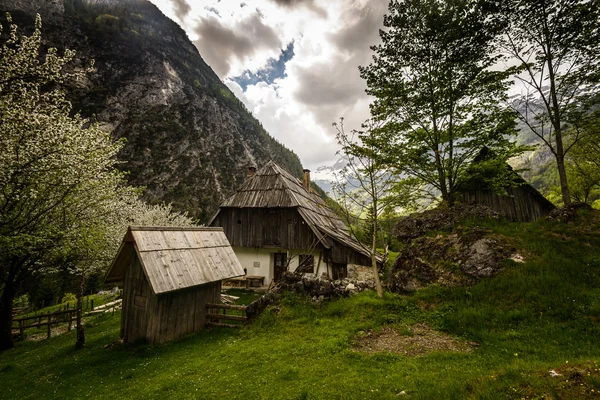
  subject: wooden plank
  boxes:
[206,322,242,329]
[13,308,76,322]
[206,303,247,311]
[206,313,247,321]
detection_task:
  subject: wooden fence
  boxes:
[205,303,248,328]
[11,308,78,341]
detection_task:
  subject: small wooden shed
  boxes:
[460,147,555,222]
[105,226,244,344]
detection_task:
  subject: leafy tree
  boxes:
[0,14,194,350]
[360,0,521,205]
[332,118,398,298]
[565,117,600,204]
[499,0,600,205]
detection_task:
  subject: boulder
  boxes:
[388,226,514,293]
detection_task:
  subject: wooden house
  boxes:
[209,161,377,283]
[105,226,244,344]
[460,147,555,221]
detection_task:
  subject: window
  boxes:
[297,254,315,274]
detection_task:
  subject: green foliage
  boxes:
[61,293,77,304]
[0,14,194,349]
[12,294,28,309]
[499,0,600,205]
[361,0,522,205]
[565,116,600,204]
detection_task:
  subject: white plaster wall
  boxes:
[232,247,332,283]
[232,247,274,283]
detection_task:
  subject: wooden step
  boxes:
[206,322,242,329]
[206,313,247,322]
[206,303,247,311]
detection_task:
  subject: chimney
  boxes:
[303,169,311,192]
[247,166,257,179]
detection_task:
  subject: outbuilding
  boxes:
[105,226,244,344]
[459,147,555,221]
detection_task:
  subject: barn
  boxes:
[209,161,380,284]
[460,147,555,221]
[105,226,244,344]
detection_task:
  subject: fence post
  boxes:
[68,310,73,332]
[19,320,24,341]
[91,299,94,311]
[47,313,51,339]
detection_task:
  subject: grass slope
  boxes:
[1,212,600,399]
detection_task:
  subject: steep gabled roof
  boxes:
[105,226,244,294]
[466,147,555,210]
[214,161,377,260]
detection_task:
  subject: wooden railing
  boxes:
[205,303,248,328]
[11,308,78,340]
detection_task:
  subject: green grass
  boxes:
[1,212,600,399]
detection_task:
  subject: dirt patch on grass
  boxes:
[352,324,477,356]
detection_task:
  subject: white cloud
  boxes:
[152,0,388,170]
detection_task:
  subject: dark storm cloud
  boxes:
[267,0,327,18]
[170,0,190,21]
[193,13,282,77]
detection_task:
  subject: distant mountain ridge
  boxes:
[0,0,305,221]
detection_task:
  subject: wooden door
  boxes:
[274,253,287,281]
[332,263,348,280]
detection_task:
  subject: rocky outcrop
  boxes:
[388,226,516,293]
[2,0,305,221]
[395,204,501,240]
[548,203,592,222]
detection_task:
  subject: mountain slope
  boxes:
[0,0,304,221]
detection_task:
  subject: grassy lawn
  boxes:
[1,212,600,399]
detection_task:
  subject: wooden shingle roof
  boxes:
[214,161,376,260]
[105,226,245,294]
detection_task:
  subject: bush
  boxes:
[61,293,77,304]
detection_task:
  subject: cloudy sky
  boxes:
[148,0,389,170]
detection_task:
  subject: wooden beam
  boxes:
[206,303,247,311]
[206,313,247,321]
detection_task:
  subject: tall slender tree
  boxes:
[332,118,397,298]
[360,0,520,205]
[499,0,600,206]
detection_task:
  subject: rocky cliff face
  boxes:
[1,0,305,221]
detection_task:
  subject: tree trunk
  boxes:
[74,276,85,349]
[555,142,571,206]
[372,217,384,298]
[544,23,571,207]
[0,282,16,351]
[434,148,450,204]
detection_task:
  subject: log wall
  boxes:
[121,259,221,344]
[211,207,318,249]
[462,186,554,222]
